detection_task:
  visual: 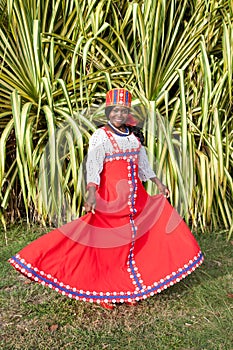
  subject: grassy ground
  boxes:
[0,225,232,350]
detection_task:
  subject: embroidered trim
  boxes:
[103,127,122,153]
[105,150,139,160]
[8,251,204,303]
[103,127,145,290]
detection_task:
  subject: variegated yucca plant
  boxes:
[0,0,232,239]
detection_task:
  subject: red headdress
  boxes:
[106,88,132,108]
[105,88,138,126]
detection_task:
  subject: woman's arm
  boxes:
[138,146,170,197]
[84,129,106,213]
[149,176,170,197]
[84,184,97,213]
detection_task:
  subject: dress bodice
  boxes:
[86,127,156,185]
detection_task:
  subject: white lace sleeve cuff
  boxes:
[138,146,156,182]
[86,129,106,186]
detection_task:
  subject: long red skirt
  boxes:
[9,158,203,304]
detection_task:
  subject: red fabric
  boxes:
[9,130,203,304]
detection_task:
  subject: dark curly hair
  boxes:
[105,106,145,145]
[127,125,145,145]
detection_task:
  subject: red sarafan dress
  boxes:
[9,127,203,304]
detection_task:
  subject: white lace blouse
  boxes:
[86,128,156,185]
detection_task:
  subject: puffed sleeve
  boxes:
[86,129,106,186]
[138,146,156,182]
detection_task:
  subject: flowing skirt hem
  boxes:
[9,251,204,304]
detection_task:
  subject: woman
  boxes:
[9,88,203,310]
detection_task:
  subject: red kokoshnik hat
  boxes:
[106,88,132,108]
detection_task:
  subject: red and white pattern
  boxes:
[9,251,204,303]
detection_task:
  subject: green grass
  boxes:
[0,225,233,350]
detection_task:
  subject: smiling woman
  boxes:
[105,89,131,135]
[107,107,130,135]
[9,88,203,311]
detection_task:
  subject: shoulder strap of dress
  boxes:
[101,126,121,152]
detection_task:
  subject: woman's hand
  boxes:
[150,177,170,198]
[157,182,170,198]
[83,186,96,214]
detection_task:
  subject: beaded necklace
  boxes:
[107,121,130,137]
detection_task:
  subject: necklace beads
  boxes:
[107,121,130,136]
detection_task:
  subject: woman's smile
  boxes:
[108,106,129,127]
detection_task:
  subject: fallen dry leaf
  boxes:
[227,293,233,299]
[49,324,59,332]
[24,279,32,284]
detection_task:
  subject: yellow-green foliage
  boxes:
[0,0,232,236]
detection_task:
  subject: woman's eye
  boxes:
[113,108,128,114]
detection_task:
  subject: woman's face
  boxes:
[108,106,129,127]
